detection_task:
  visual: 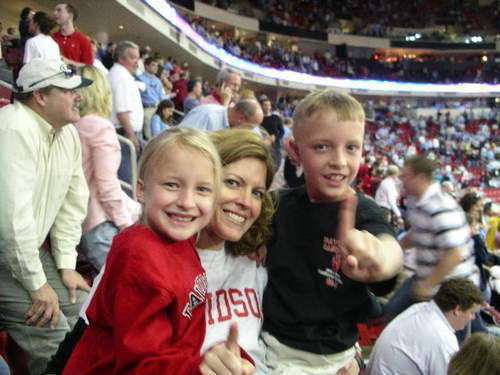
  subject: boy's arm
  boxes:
[338,195,403,283]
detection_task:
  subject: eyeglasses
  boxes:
[27,65,75,89]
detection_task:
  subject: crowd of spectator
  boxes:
[202,0,499,37]
[1,3,500,375]
[1,5,499,187]
[361,104,500,191]
[189,16,500,84]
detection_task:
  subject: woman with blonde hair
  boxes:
[76,65,139,272]
[447,332,500,375]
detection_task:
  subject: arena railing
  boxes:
[116,134,138,199]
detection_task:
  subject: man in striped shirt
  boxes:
[383,155,479,324]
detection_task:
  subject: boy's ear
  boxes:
[136,178,145,203]
[286,137,301,166]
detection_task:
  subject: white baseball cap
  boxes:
[16,58,92,93]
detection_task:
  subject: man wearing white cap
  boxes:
[0,58,92,375]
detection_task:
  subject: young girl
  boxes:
[60,128,248,374]
[197,129,275,374]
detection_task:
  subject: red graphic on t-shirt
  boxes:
[320,236,344,288]
[182,273,207,319]
[206,288,262,325]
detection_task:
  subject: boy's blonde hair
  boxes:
[77,65,112,118]
[292,89,365,135]
[209,129,275,256]
[138,127,221,192]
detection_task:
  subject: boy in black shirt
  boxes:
[262,89,402,374]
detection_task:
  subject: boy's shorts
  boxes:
[262,331,356,375]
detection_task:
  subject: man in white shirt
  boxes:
[179,100,263,132]
[367,278,483,375]
[23,11,61,64]
[375,165,403,227]
[383,156,479,326]
[0,58,91,375]
[108,40,144,187]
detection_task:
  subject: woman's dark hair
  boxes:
[20,7,32,20]
[33,12,57,35]
[155,99,174,122]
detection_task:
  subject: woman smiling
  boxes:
[197,129,275,375]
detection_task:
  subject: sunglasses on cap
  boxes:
[27,64,75,89]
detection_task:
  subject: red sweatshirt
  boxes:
[62,225,207,375]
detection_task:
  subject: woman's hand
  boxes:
[200,323,255,375]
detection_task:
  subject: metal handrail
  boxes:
[173,108,185,117]
[116,134,138,199]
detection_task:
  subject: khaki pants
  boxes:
[262,331,356,375]
[0,249,88,375]
[143,106,157,140]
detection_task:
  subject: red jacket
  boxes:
[62,225,207,374]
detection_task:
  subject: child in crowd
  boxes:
[60,128,251,375]
[447,332,500,375]
[262,89,403,374]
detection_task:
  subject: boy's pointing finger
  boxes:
[337,194,358,245]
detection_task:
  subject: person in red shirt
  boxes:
[171,70,188,111]
[51,3,92,66]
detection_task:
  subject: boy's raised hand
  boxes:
[199,322,255,375]
[337,194,386,282]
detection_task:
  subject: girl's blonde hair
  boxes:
[77,65,112,119]
[209,129,276,256]
[138,128,221,190]
[447,333,500,375]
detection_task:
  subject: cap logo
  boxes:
[59,64,72,75]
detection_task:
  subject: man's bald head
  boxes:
[227,99,264,128]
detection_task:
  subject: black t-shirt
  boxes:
[263,186,394,354]
[261,114,284,140]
